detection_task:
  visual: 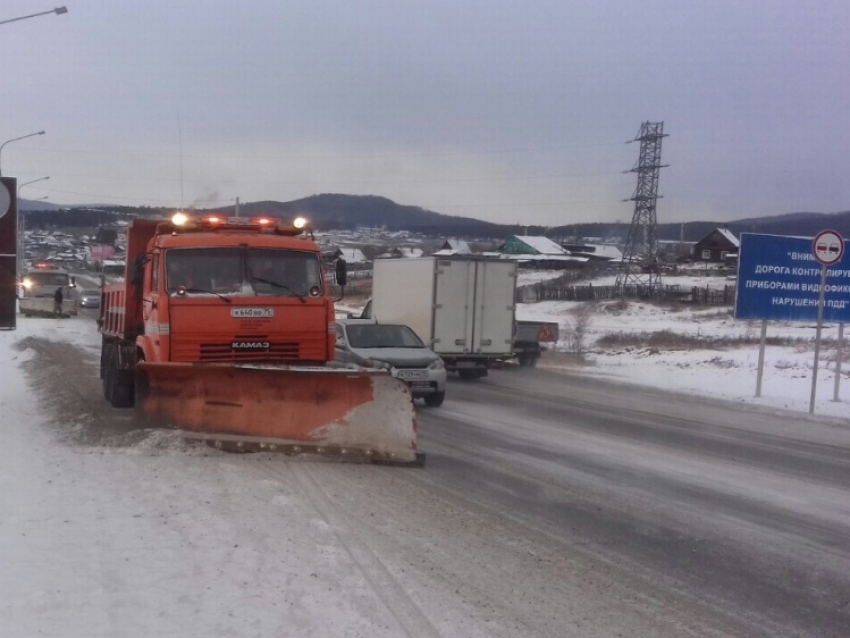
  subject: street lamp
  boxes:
[0,131,46,176]
[16,176,50,275]
[0,6,68,27]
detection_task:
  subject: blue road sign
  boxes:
[735,233,850,322]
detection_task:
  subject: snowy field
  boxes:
[515,274,849,419]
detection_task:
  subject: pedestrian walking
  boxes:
[53,286,63,316]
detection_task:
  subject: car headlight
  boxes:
[428,358,445,370]
[363,359,391,370]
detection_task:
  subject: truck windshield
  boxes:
[346,324,425,349]
[166,248,323,297]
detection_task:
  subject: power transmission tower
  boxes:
[616,121,668,291]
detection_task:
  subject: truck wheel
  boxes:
[105,345,134,408]
[107,369,134,408]
[102,344,114,399]
[424,391,445,407]
[100,338,108,379]
[109,381,133,408]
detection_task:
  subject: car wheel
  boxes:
[424,391,445,407]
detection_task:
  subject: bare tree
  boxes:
[565,303,596,356]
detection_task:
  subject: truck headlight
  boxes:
[428,358,445,370]
[22,278,33,289]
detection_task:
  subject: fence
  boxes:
[329,280,372,299]
[330,273,736,306]
[516,281,736,305]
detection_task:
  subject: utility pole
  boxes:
[616,121,669,292]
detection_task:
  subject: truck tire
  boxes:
[100,337,108,379]
[518,353,538,368]
[104,344,134,408]
[102,344,114,399]
[424,391,445,407]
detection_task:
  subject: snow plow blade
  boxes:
[135,363,421,466]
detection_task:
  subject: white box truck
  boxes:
[364,257,517,378]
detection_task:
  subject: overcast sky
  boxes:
[2,0,848,225]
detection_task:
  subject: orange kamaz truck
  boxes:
[99,213,419,465]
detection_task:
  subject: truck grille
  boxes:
[198,342,301,361]
[170,335,326,362]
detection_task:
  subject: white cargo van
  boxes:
[363,257,517,378]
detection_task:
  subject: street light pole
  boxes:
[0,6,68,27]
[0,131,46,176]
[16,176,50,275]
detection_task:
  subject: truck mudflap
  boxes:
[135,362,421,466]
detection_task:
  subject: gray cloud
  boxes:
[2,0,848,225]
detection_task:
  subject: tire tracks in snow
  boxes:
[281,462,443,638]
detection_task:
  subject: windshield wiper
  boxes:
[176,287,233,304]
[249,276,306,303]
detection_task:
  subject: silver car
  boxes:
[334,319,447,407]
[78,288,101,308]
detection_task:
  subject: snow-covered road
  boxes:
[1,316,687,637]
[2,307,848,637]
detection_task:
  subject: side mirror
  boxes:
[335,259,347,286]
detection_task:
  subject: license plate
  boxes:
[231,307,274,318]
[396,370,428,380]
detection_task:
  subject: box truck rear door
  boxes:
[432,260,474,354]
[472,261,516,355]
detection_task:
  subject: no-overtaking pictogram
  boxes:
[812,230,845,266]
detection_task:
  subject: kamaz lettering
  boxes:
[232,341,270,350]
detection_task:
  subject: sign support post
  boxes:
[809,265,827,414]
[808,230,846,414]
[0,177,17,330]
[834,323,844,402]
[755,320,767,397]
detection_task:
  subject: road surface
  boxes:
[6,318,849,637]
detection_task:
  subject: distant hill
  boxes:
[18,198,64,211]
[205,194,543,238]
[18,192,850,242]
[545,211,850,243]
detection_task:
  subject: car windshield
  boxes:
[81,289,99,296]
[345,324,425,349]
[165,247,323,297]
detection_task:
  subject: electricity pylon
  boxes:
[616,121,668,291]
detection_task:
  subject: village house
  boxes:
[693,228,740,263]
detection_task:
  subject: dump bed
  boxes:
[100,284,128,337]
